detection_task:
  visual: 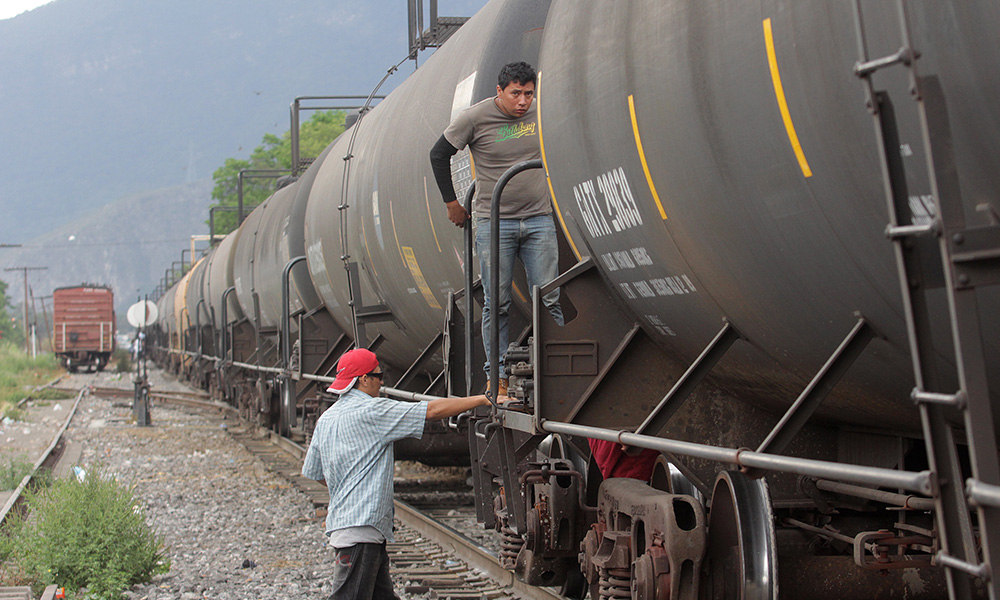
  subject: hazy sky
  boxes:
[0,0,53,20]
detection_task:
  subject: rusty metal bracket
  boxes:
[635,321,740,438]
[747,318,875,478]
[854,530,935,570]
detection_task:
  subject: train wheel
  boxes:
[702,471,777,600]
[649,454,705,504]
[279,377,295,437]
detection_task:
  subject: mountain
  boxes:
[0,0,487,314]
[0,0,486,244]
[1,179,212,316]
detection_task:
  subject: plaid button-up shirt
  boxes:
[302,388,428,541]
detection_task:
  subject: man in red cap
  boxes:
[302,348,501,600]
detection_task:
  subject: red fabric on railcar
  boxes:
[588,439,660,481]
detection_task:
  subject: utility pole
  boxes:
[3,266,47,354]
[29,286,38,358]
[38,294,53,353]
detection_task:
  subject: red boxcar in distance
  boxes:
[52,285,115,372]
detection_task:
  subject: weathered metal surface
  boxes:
[587,478,707,600]
[535,0,1000,431]
[232,184,298,329]
[205,230,244,330]
[52,286,115,357]
[304,0,552,374]
[184,256,211,337]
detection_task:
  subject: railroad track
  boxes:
[79,385,238,422]
[225,425,563,600]
[0,386,86,528]
[80,382,564,600]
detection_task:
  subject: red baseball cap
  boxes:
[327,348,379,394]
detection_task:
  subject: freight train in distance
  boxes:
[53,285,115,372]
[147,1,1000,598]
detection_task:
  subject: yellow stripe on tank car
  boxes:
[536,71,583,260]
[627,94,668,220]
[423,176,443,253]
[389,199,406,266]
[512,281,528,303]
[763,18,813,178]
[401,246,443,309]
[361,209,378,277]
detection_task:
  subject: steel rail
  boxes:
[0,387,86,527]
[86,386,238,420]
[130,375,558,600]
[394,500,564,600]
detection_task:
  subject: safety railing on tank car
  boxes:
[476,159,946,540]
[165,156,947,506]
[152,336,942,496]
[485,160,544,406]
[166,346,451,405]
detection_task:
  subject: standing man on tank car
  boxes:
[429,61,563,397]
[302,348,501,600]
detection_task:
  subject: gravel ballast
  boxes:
[56,370,503,600]
[66,382,336,599]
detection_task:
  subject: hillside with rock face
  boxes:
[0,0,486,243]
[0,0,487,315]
[1,179,213,315]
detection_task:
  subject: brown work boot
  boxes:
[486,378,509,398]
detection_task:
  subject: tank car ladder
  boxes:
[853,3,1000,597]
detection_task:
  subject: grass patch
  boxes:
[2,407,26,422]
[0,457,52,494]
[0,342,62,420]
[0,464,169,599]
[0,456,35,491]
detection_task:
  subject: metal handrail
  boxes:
[230,361,284,375]
[282,256,307,371]
[541,420,933,495]
[488,159,544,405]
[220,287,236,361]
[463,181,476,396]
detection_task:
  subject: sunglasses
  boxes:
[366,371,385,380]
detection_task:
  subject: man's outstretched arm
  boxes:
[426,394,506,420]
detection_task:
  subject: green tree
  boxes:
[208,110,347,236]
[0,279,23,347]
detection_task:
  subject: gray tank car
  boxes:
[147,1,1000,596]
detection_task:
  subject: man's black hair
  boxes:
[498,62,536,90]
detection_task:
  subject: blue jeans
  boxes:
[476,215,564,379]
